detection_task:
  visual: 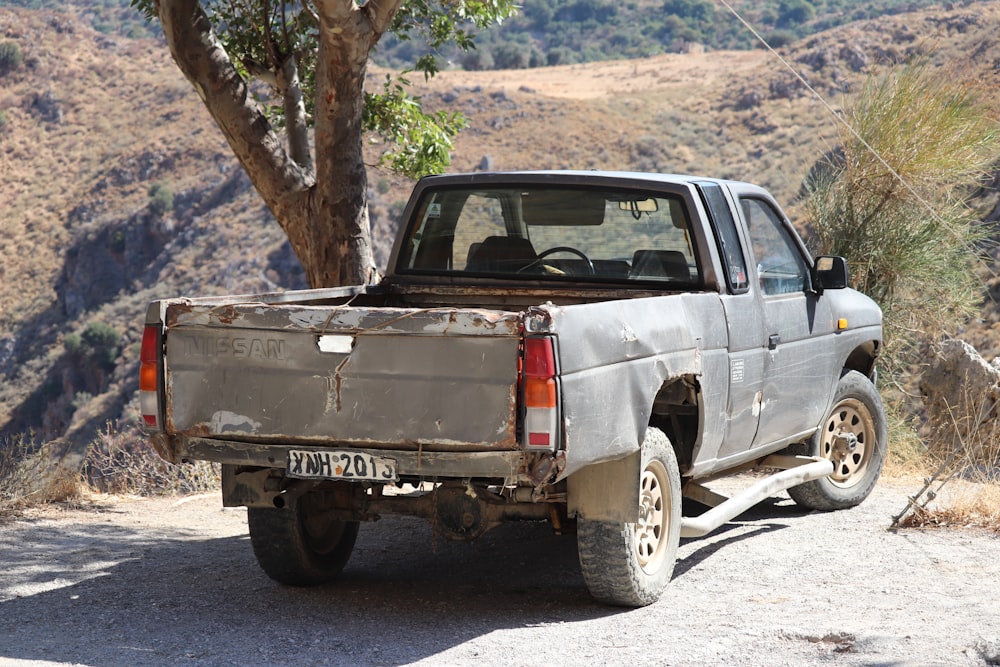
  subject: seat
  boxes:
[411,235,453,270]
[630,249,691,281]
[466,236,537,273]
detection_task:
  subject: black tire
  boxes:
[787,370,887,511]
[577,427,682,607]
[248,490,359,586]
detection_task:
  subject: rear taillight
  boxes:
[140,324,161,430]
[521,336,559,450]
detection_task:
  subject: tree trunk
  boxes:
[309,2,389,288]
[156,0,381,289]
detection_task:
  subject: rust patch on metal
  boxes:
[178,423,213,438]
[212,304,240,326]
[148,433,180,464]
[496,380,519,448]
[527,451,566,487]
[164,302,193,327]
[325,354,351,414]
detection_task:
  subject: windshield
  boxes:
[396,185,700,285]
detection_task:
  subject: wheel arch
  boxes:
[566,374,699,524]
[843,339,881,380]
[648,373,701,475]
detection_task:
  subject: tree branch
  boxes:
[278,56,314,174]
[364,0,404,41]
[157,0,314,211]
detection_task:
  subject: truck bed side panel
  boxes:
[544,293,729,477]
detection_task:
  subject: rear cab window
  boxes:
[397,184,703,287]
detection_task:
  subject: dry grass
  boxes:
[898,481,1000,533]
[893,370,1000,531]
[0,435,86,521]
[1,422,219,522]
[82,421,220,496]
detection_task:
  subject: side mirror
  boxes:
[812,255,849,291]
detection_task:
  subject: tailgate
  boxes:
[162,303,522,449]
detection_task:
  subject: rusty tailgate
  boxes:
[162,303,523,450]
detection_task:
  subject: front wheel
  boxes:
[787,370,887,511]
[577,427,682,607]
[248,490,359,586]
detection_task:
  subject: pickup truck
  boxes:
[140,170,886,607]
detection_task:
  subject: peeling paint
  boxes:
[209,411,260,434]
[322,372,337,415]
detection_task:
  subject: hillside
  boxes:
[1,2,999,454]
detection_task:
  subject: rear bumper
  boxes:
[167,435,535,483]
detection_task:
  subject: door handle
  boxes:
[768,334,781,350]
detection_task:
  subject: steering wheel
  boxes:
[519,246,595,275]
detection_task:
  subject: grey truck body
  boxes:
[144,170,881,531]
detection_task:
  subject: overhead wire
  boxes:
[714,0,951,226]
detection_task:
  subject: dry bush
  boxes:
[82,421,220,496]
[896,372,1000,531]
[806,58,1000,382]
[0,435,86,519]
[1,422,220,521]
[900,482,1000,533]
[882,405,929,478]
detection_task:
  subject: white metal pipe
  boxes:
[680,457,835,538]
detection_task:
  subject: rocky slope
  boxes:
[1,3,998,454]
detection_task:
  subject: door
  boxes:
[739,196,838,448]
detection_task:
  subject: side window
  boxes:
[700,184,749,292]
[741,198,809,296]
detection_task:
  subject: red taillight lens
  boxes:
[140,325,161,429]
[140,325,159,386]
[523,336,556,378]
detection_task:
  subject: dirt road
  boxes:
[1,478,998,666]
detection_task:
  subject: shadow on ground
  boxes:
[0,493,810,666]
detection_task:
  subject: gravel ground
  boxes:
[1,477,998,667]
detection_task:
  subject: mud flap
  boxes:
[222,465,275,508]
[567,450,641,523]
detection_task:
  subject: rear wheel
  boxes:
[248,490,359,586]
[788,370,887,511]
[577,427,681,607]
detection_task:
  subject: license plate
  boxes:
[287,449,398,482]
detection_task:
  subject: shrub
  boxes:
[82,321,121,371]
[0,41,23,76]
[492,43,529,69]
[460,47,494,71]
[805,58,1000,381]
[83,422,220,496]
[777,0,816,27]
[110,228,126,253]
[766,30,798,48]
[66,321,122,372]
[1,435,84,518]
[148,181,174,217]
